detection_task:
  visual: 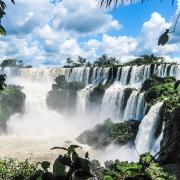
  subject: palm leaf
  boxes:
[99,0,175,7]
[0,24,6,35]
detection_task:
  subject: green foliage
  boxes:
[47,75,85,112]
[94,54,119,67]
[52,75,85,91]
[29,145,93,180]
[25,65,33,68]
[0,86,25,130]
[0,159,36,180]
[77,56,86,66]
[1,59,24,68]
[93,153,175,180]
[0,149,175,180]
[142,76,179,112]
[77,119,140,148]
[0,0,15,36]
[123,54,165,66]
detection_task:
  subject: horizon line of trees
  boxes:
[64,54,166,68]
[0,59,32,69]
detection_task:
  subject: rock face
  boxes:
[76,119,140,148]
[0,86,25,131]
[159,106,180,164]
[47,89,77,113]
[46,75,85,113]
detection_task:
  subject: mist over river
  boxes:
[0,69,139,164]
[0,64,179,164]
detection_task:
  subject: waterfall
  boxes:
[151,123,164,155]
[68,67,90,84]
[90,67,110,84]
[116,66,131,85]
[128,65,151,88]
[101,84,126,121]
[135,102,164,154]
[76,85,95,114]
[17,67,71,83]
[123,91,146,121]
[2,64,179,125]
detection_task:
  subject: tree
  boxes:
[77,56,86,66]
[94,54,116,66]
[66,57,74,66]
[0,0,15,35]
[0,59,24,68]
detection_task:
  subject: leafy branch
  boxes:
[0,0,15,35]
[139,132,180,176]
[99,0,175,8]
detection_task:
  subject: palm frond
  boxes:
[99,0,175,8]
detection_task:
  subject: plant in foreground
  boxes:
[28,145,93,180]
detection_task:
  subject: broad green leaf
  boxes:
[0,25,6,35]
[53,158,66,176]
[158,29,169,46]
[51,147,68,151]
[75,170,93,179]
[57,155,71,166]
[69,144,82,150]
[41,161,50,171]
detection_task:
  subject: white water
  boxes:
[0,63,179,163]
[135,102,164,154]
[76,84,95,114]
[0,76,96,162]
[101,84,126,121]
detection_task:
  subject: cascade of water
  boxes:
[76,85,95,114]
[68,67,90,84]
[1,67,20,83]
[151,123,164,155]
[90,67,110,84]
[18,67,71,83]
[129,65,151,88]
[117,66,131,85]
[115,65,152,88]
[101,84,127,121]
[123,91,145,121]
[173,65,180,80]
[135,92,146,120]
[135,102,164,154]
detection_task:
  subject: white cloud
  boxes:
[52,0,121,34]
[0,0,180,65]
[0,0,121,65]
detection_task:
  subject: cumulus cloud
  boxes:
[0,0,121,65]
[0,0,180,65]
[52,0,120,34]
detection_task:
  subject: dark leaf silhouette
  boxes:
[0,25,6,35]
[41,161,50,171]
[53,158,66,176]
[158,29,169,46]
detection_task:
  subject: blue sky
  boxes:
[0,0,180,66]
